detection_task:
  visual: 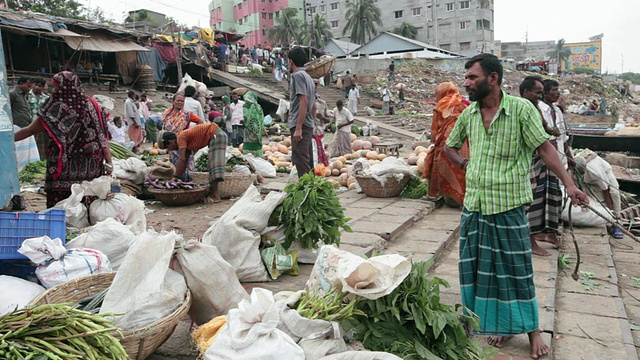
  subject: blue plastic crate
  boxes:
[0,260,38,283]
[0,209,66,260]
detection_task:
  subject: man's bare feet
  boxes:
[528,330,550,359]
[539,233,563,249]
[204,196,221,204]
[487,336,513,348]
[531,238,551,256]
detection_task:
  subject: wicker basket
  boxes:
[305,56,335,79]
[30,272,192,360]
[190,172,255,199]
[355,175,410,198]
[148,185,210,206]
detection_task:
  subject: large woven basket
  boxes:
[148,185,210,206]
[190,172,255,199]
[30,272,192,360]
[355,175,410,198]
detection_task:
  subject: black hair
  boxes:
[31,77,46,86]
[464,53,503,85]
[184,85,197,97]
[173,93,184,101]
[288,47,308,67]
[519,75,543,96]
[162,131,177,148]
[113,116,122,122]
[127,90,135,98]
[542,79,560,93]
[336,100,344,107]
[140,93,147,100]
[18,76,31,84]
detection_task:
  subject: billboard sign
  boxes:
[561,41,602,73]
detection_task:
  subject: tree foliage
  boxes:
[7,0,85,19]
[342,0,383,45]
[620,72,640,85]
[392,22,417,40]
[547,38,572,70]
[302,14,333,48]
[268,8,304,46]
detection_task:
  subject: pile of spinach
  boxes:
[400,176,429,199]
[342,261,497,360]
[18,160,46,184]
[272,173,352,249]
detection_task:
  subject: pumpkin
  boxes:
[275,161,292,168]
[340,167,349,174]
[325,151,331,159]
[338,173,349,186]
[327,179,339,186]
[366,151,378,160]
[347,176,357,186]
[314,164,326,176]
[349,133,358,142]
[344,153,353,160]
[351,140,363,151]
[417,154,427,174]
[348,182,358,190]
[332,168,340,176]
[282,137,291,147]
[360,150,369,158]
[149,149,159,155]
[353,151,361,158]
[324,168,332,177]
[369,136,380,145]
[332,160,343,170]
[271,146,279,153]
[277,144,289,154]
[407,155,418,165]
[338,156,347,164]
[262,145,270,152]
[377,153,387,161]
[362,141,373,150]
[415,146,428,155]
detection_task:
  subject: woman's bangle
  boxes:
[459,158,469,169]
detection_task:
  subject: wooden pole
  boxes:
[5,31,14,76]
[45,39,52,73]
[170,23,183,85]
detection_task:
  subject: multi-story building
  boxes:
[124,9,167,33]
[500,40,555,61]
[209,0,304,48]
[304,0,494,56]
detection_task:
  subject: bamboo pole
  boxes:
[5,31,14,76]
[170,22,183,85]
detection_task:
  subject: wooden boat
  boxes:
[569,128,640,153]
[616,177,640,195]
[305,56,335,79]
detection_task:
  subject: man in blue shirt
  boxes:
[218,42,228,72]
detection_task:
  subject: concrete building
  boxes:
[305,0,494,57]
[124,9,167,33]
[349,31,462,59]
[322,38,360,57]
[499,40,555,61]
[209,0,304,48]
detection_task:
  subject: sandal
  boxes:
[611,227,624,239]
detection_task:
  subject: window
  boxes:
[330,2,338,10]
[320,4,326,11]
[446,3,454,11]
[411,7,421,16]
[480,0,490,8]
[238,18,243,25]
[440,43,450,50]
[476,19,490,30]
[459,21,467,30]
[394,10,403,18]
[331,20,339,28]
[310,6,317,14]
[262,29,267,35]
[459,1,469,9]
[275,11,279,17]
[237,2,242,9]
[269,12,273,19]
[459,42,470,50]
[262,12,267,19]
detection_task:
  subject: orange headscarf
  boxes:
[434,82,464,119]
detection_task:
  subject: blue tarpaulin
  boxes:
[138,48,166,82]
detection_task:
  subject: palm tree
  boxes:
[392,22,417,40]
[268,8,304,46]
[547,38,572,71]
[303,15,333,48]
[342,0,383,45]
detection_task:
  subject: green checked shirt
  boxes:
[28,90,49,121]
[446,91,550,215]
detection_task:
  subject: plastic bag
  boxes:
[245,153,276,178]
[0,275,45,316]
[204,288,304,360]
[174,240,249,325]
[561,195,613,226]
[18,236,112,289]
[113,157,148,184]
[306,245,410,300]
[53,183,89,228]
[84,177,146,234]
[13,125,40,172]
[101,230,187,330]
[203,186,287,282]
[65,218,136,271]
[232,164,252,175]
[261,242,295,280]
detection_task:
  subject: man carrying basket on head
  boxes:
[158,123,228,204]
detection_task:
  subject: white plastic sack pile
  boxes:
[319,352,402,360]
[245,153,276,178]
[205,288,304,360]
[53,183,90,228]
[561,194,613,226]
[174,239,249,325]
[18,236,112,289]
[364,157,414,187]
[84,176,147,234]
[203,185,287,282]
[306,245,411,300]
[0,275,45,316]
[101,229,187,330]
[113,157,149,184]
[65,218,136,271]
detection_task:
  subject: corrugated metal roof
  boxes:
[65,33,150,52]
[351,32,463,58]
[322,38,360,56]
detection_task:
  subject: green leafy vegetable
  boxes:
[195,154,209,172]
[273,173,352,249]
[295,288,365,321]
[342,261,497,360]
[18,160,46,183]
[401,176,429,199]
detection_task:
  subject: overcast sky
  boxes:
[81,0,639,73]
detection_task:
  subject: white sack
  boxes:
[89,193,146,234]
[14,125,40,172]
[274,291,349,360]
[245,153,277,178]
[203,185,287,282]
[113,157,148,184]
[205,288,304,360]
[263,225,319,264]
[18,236,112,289]
[65,218,136,271]
[0,276,45,315]
[174,239,249,325]
[561,195,613,226]
[101,230,187,329]
[306,245,410,300]
[53,183,89,228]
[319,352,403,360]
[364,157,414,187]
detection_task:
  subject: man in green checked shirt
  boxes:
[444,54,588,359]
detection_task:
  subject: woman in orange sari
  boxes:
[422,82,469,206]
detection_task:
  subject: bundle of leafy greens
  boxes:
[400,176,429,199]
[272,173,352,249]
[18,160,46,183]
[342,261,497,360]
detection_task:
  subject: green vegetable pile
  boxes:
[108,141,138,160]
[400,177,429,199]
[0,303,129,359]
[195,154,208,172]
[195,155,249,173]
[272,173,352,249]
[18,160,46,184]
[342,261,497,360]
[295,288,365,322]
[140,153,159,167]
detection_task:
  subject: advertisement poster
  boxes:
[561,41,602,73]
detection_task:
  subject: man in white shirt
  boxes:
[107,117,135,150]
[229,92,245,147]
[381,84,391,115]
[538,80,573,168]
[331,100,354,157]
[183,85,205,121]
[347,84,359,115]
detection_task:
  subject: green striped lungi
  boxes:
[459,205,539,336]
[208,129,227,185]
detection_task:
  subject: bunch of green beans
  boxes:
[295,288,365,322]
